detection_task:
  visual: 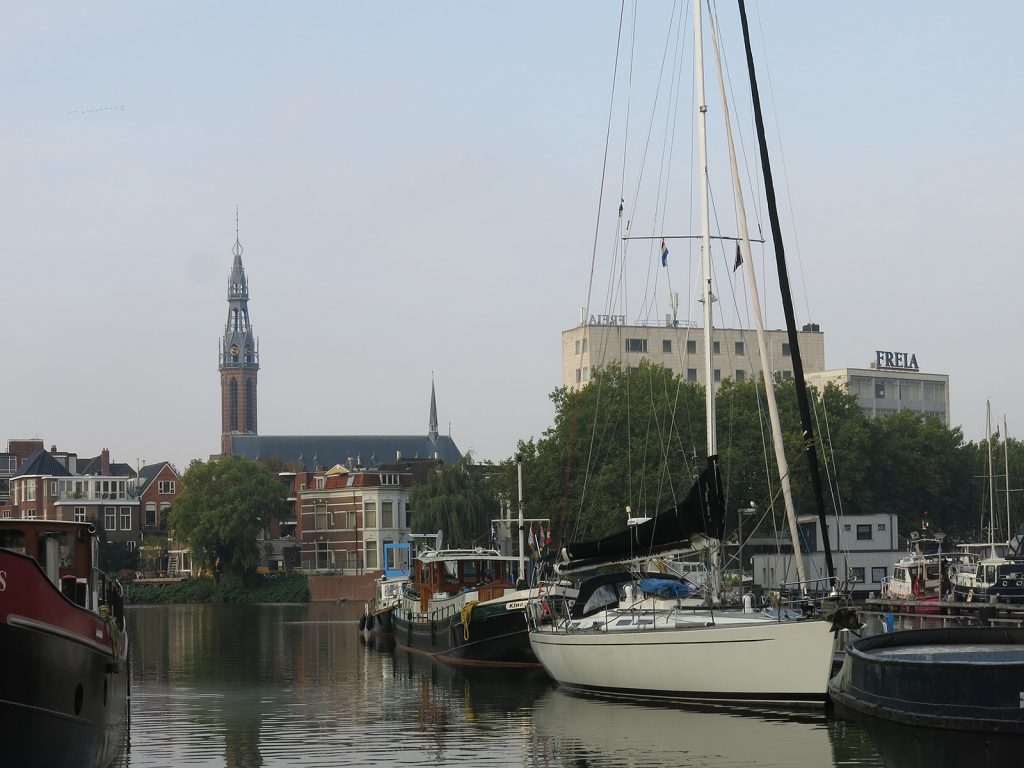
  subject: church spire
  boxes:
[220,208,259,455]
[428,376,439,442]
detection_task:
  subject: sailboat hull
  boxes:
[529,615,836,705]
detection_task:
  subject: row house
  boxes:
[1,448,181,555]
[298,463,421,574]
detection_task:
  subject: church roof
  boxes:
[229,434,462,468]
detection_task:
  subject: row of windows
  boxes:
[310,539,394,571]
[621,339,792,357]
[576,366,793,385]
[849,566,889,583]
[103,506,134,531]
[309,501,412,531]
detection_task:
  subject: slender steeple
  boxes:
[220,207,259,455]
[428,376,439,443]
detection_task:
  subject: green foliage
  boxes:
[126,574,308,604]
[410,454,501,547]
[489,361,993,548]
[169,455,288,578]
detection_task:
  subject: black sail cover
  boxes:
[560,455,726,571]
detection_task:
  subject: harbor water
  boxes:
[118,603,885,767]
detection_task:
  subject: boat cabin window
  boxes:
[985,565,998,583]
[926,565,940,580]
[0,530,26,553]
[581,584,620,616]
[894,567,906,581]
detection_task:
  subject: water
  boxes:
[120,603,884,767]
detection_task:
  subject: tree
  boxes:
[410,454,500,547]
[169,455,288,581]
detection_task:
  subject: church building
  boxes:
[217,224,461,468]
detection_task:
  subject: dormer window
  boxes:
[380,473,400,486]
[315,477,325,490]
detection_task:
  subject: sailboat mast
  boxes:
[987,401,996,558]
[706,8,807,588]
[694,0,715,458]
[737,0,834,582]
[1005,414,1012,543]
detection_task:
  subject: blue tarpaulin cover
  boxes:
[638,578,691,598]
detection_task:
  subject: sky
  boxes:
[3,1,1023,473]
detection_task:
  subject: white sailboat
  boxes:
[528,0,854,706]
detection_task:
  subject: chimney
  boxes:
[101,448,110,476]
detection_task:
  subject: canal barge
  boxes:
[0,519,129,767]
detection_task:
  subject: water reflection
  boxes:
[121,605,882,768]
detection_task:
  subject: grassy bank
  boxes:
[126,573,309,604]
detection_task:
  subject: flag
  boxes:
[528,525,536,552]
[489,524,497,548]
[733,242,743,273]
[661,240,669,267]
[545,526,552,545]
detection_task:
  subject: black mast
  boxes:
[737,0,835,582]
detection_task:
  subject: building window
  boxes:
[158,481,176,494]
[687,340,697,354]
[850,567,866,583]
[382,501,394,528]
[582,367,589,381]
[735,341,745,356]
[26,484,36,501]
[74,506,86,523]
[735,370,745,382]
[713,369,721,382]
[315,504,328,531]
[364,501,377,528]
[878,523,886,531]
[315,476,325,490]
[120,507,132,531]
[315,541,329,570]
[50,481,58,495]
[871,567,888,583]
[625,338,648,353]
[25,508,36,519]
[856,524,872,541]
[687,368,698,382]
[713,341,721,355]
[160,502,170,523]
[145,502,157,527]
[662,339,672,354]
[365,540,378,570]
[875,381,887,399]
[346,510,357,529]
[381,473,399,486]
[105,506,116,530]
[782,343,791,357]
[575,369,581,384]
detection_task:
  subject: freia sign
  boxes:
[875,350,919,371]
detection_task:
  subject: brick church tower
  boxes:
[219,216,259,456]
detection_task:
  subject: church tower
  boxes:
[219,214,259,456]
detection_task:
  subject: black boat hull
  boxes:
[393,605,538,668]
[0,621,128,768]
[830,627,1024,734]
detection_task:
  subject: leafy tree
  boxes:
[169,455,288,581]
[410,454,501,547]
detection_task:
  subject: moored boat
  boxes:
[0,519,129,768]
[392,547,546,667]
[829,627,1024,761]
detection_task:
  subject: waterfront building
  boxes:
[806,351,950,424]
[296,461,430,575]
[562,317,826,389]
[751,513,902,597]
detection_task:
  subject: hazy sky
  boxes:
[3,2,1023,473]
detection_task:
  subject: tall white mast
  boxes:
[987,401,996,559]
[1005,414,1012,546]
[694,0,722,605]
[694,0,715,458]
[706,8,807,588]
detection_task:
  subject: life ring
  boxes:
[912,579,921,598]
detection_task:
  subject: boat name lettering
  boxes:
[875,350,919,371]
[589,314,626,326]
[0,569,6,591]
[505,600,528,610]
